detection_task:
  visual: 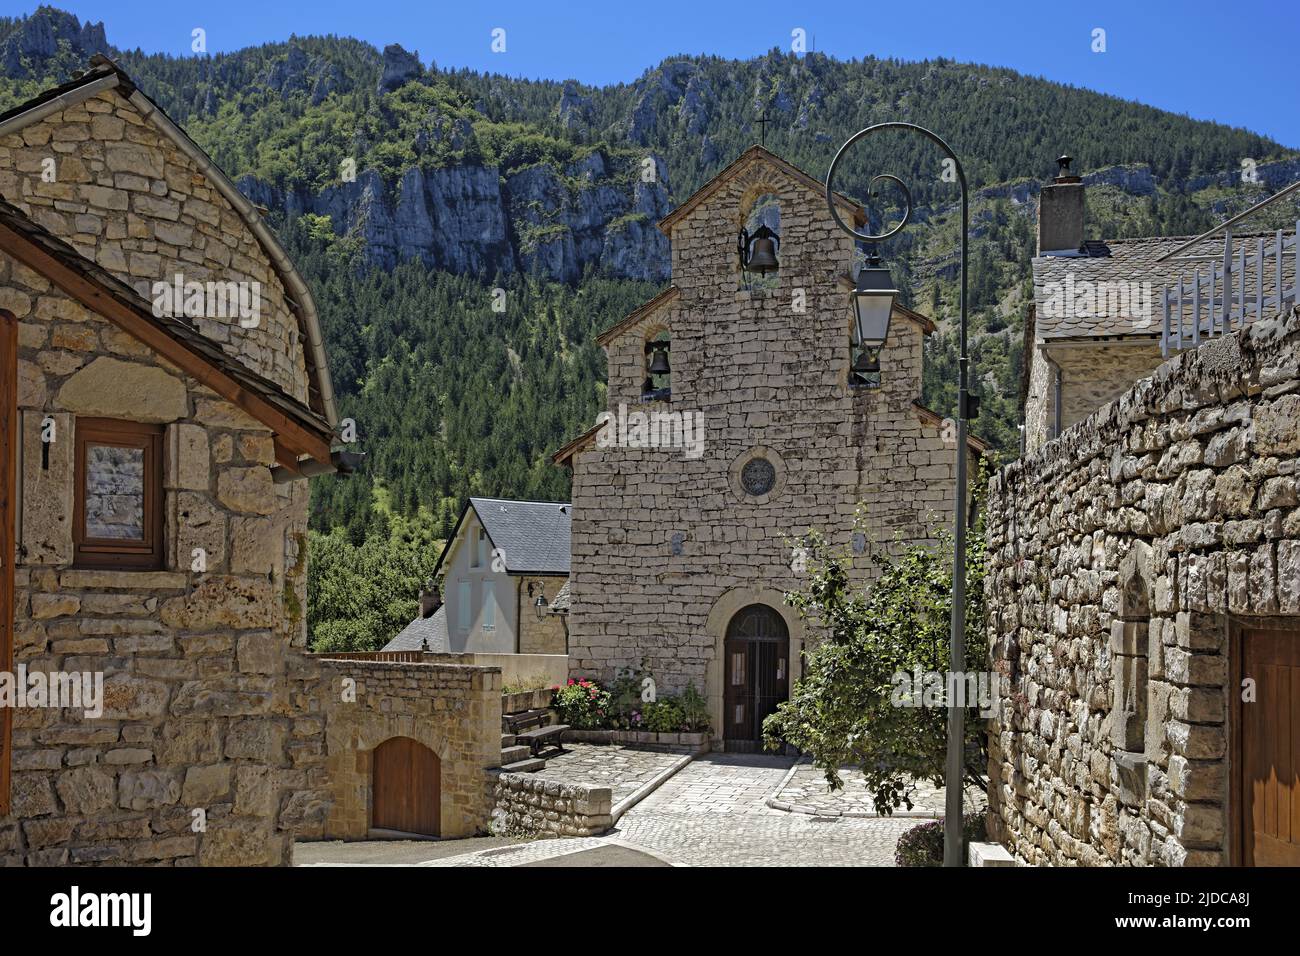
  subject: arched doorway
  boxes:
[371,736,441,836]
[723,604,790,750]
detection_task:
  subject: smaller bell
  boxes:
[648,346,671,375]
[853,347,881,375]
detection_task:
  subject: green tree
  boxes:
[763,495,989,815]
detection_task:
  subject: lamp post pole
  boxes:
[826,122,971,867]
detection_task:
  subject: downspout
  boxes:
[1048,355,1064,439]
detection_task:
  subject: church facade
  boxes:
[555,147,983,748]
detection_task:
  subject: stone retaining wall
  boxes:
[489,772,612,837]
[985,307,1300,865]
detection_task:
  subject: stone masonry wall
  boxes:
[568,152,967,737]
[985,307,1300,865]
[489,772,612,837]
[517,575,568,655]
[307,659,501,840]
[0,88,308,402]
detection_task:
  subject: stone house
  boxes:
[383,496,570,655]
[1023,159,1291,454]
[555,146,985,749]
[0,56,349,865]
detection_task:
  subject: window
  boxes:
[73,418,164,570]
[482,590,495,631]
[457,581,471,631]
[469,527,481,568]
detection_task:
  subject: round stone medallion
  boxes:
[740,457,776,497]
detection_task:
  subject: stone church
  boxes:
[555,146,984,748]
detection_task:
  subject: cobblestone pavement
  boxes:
[533,743,687,807]
[773,761,987,818]
[607,753,914,865]
[317,752,919,867]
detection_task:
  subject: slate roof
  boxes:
[0,196,333,440]
[470,497,572,574]
[1032,233,1294,342]
[381,605,448,653]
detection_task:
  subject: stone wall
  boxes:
[516,575,568,655]
[985,307,1300,865]
[1024,342,1165,454]
[489,772,612,837]
[568,151,970,739]
[307,658,501,840]
[0,88,308,402]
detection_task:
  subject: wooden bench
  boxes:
[514,722,570,757]
[503,708,549,735]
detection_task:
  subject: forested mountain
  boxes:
[3,6,1297,646]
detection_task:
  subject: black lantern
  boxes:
[851,250,898,353]
[738,224,780,276]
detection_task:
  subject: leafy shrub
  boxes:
[894,812,988,867]
[643,697,686,733]
[551,678,610,730]
[679,684,710,732]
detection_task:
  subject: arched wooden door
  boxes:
[723,604,790,750]
[371,736,440,836]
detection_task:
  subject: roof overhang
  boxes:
[595,286,679,347]
[551,421,604,468]
[0,202,336,471]
[0,55,337,429]
[912,400,990,455]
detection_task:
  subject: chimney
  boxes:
[1037,154,1085,256]
[419,585,441,619]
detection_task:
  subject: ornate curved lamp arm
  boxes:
[824,121,967,246]
[823,120,972,869]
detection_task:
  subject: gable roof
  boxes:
[1031,233,1294,342]
[595,285,679,347]
[549,580,571,613]
[434,497,572,578]
[551,421,604,468]
[0,196,334,463]
[0,55,337,428]
[382,605,449,653]
[658,144,866,235]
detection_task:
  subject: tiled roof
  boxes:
[470,497,571,575]
[382,605,448,652]
[1032,233,1293,341]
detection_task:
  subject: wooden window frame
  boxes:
[72,417,165,571]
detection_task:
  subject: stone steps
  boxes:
[501,757,546,774]
[500,744,531,765]
[500,733,517,748]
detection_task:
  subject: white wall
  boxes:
[442,510,519,653]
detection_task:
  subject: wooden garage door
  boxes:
[1241,628,1300,866]
[371,737,440,836]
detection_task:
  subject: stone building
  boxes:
[555,146,984,749]
[0,56,348,865]
[1023,159,1290,454]
[987,307,1300,865]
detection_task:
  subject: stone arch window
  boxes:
[739,193,781,293]
[642,328,671,402]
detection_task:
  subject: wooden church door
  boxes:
[723,605,789,750]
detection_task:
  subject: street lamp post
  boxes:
[825,122,972,867]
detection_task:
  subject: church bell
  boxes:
[738,224,780,276]
[648,345,671,375]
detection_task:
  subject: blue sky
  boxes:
[12,0,1300,146]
